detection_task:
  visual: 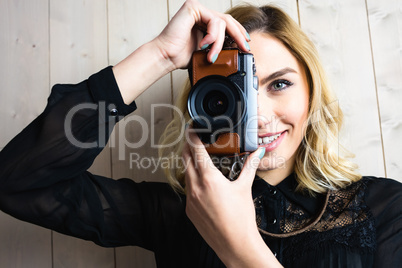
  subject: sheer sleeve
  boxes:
[365,177,402,267]
[0,66,184,250]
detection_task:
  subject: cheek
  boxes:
[282,92,309,131]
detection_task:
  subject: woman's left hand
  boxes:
[183,128,282,268]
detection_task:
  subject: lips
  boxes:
[258,131,287,152]
[258,132,282,145]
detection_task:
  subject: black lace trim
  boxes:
[282,217,376,262]
[259,178,377,257]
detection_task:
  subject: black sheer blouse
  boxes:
[0,67,401,267]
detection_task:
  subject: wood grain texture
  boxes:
[170,0,232,105]
[108,0,171,182]
[50,0,109,84]
[1,0,401,267]
[0,0,49,148]
[0,0,51,267]
[0,213,52,268]
[171,0,299,105]
[49,0,115,267]
[298,0,385,177]
[115,246,156,268]
[53,233,114,268]
[367,0,402,181]
[108,0,170,267]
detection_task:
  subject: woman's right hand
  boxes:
[113,0,250,105]
[154,0,250,69]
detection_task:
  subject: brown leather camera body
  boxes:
[188,49,258,156]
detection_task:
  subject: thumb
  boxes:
[237,147,265,187]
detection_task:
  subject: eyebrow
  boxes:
[259,67,298,85]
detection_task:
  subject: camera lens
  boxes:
[203,91,229,117]
[187,75,245,130]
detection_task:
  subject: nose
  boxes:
[257,116,269,129]
[257,105,270,128]
[257,94,272,130]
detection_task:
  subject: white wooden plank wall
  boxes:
[366,0,402,179]
[299,0,385,177]
[0,0,400,267]
[49,1,116,267]
[0,1,52,267]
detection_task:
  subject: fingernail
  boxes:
[201,44,209,50]
[211,54,218,63]
[258,147,266,159]
[245,41,250,51]
[245,31,251,41]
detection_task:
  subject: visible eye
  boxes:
[269,79,294,91]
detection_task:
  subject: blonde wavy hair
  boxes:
[159,4,361,195]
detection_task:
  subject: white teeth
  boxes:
[258,133,282,145]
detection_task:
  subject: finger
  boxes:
[196,16,226,63]
[237,147,265,187]
[203,18,226,63]
[185,127,216,174]
[199,16,249,61]
[232,18,251,41]
[182,142,200,189]
[193,5,228,63]
[222,15,250,52]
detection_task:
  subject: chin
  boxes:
[257,166,276,172]
[258,154,287,169]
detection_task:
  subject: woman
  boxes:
[0,0,400,267]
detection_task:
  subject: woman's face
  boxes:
[250,32,310,184]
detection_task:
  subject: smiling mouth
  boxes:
[258,132,285,145]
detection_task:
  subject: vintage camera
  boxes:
[187,48,259,155]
